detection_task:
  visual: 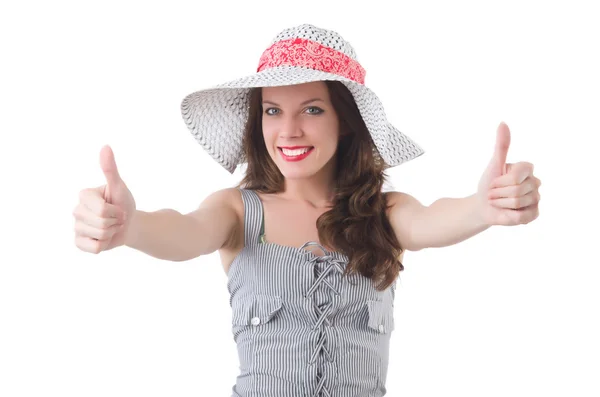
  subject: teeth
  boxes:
[281,147,310,156]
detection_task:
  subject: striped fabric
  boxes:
[227,188,397,397]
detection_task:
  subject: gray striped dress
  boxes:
[227,188,396,397]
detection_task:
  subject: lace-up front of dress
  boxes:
[300,242,348,397]
[227,189,396,397]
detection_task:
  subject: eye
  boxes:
[263,107,324,116]
[305,106,324,115]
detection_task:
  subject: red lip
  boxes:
[278,147,314,162]
[278,146,313,149]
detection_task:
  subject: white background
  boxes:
[1,0,598,396]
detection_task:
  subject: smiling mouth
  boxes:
[278,146,314,161]
[278,147,313,155]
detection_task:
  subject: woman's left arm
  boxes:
[387,122,542,251]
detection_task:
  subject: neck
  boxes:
[280,169,336,209]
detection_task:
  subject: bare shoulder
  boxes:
[195,187,242,215]
[384,191,426,210]
[187,187,244,252]
[384,191,427,252]
[216,187,243,217]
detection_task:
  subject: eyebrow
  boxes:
[262,98,325,106]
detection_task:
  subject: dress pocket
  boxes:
[366,299,395,334]
[232,294,283,326]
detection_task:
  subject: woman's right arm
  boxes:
[124,188,240,261]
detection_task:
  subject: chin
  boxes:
[271,149,335,180]
[279,166,319,180]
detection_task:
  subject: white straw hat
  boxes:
[180,23,425,174]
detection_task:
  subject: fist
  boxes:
[73,145,136,253]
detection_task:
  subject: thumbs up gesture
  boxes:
[476,122,541,226]
[73,145,137,253]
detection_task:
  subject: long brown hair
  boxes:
[235,80,404,291]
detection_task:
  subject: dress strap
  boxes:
[238,188,265,247]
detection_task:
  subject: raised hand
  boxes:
[476,122,541,226]
[73,145,137,253]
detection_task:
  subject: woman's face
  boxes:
[261,81,340,180]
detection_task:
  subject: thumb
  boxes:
[100,145,123,189]
[491,121,511,175]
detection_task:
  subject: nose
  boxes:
[278,114,304,139]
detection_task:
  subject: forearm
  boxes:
[124,209,202,261]
[413,194,490,250]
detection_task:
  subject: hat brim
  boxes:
[180,65,425,174]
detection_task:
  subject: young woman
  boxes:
[73,24,541,397]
